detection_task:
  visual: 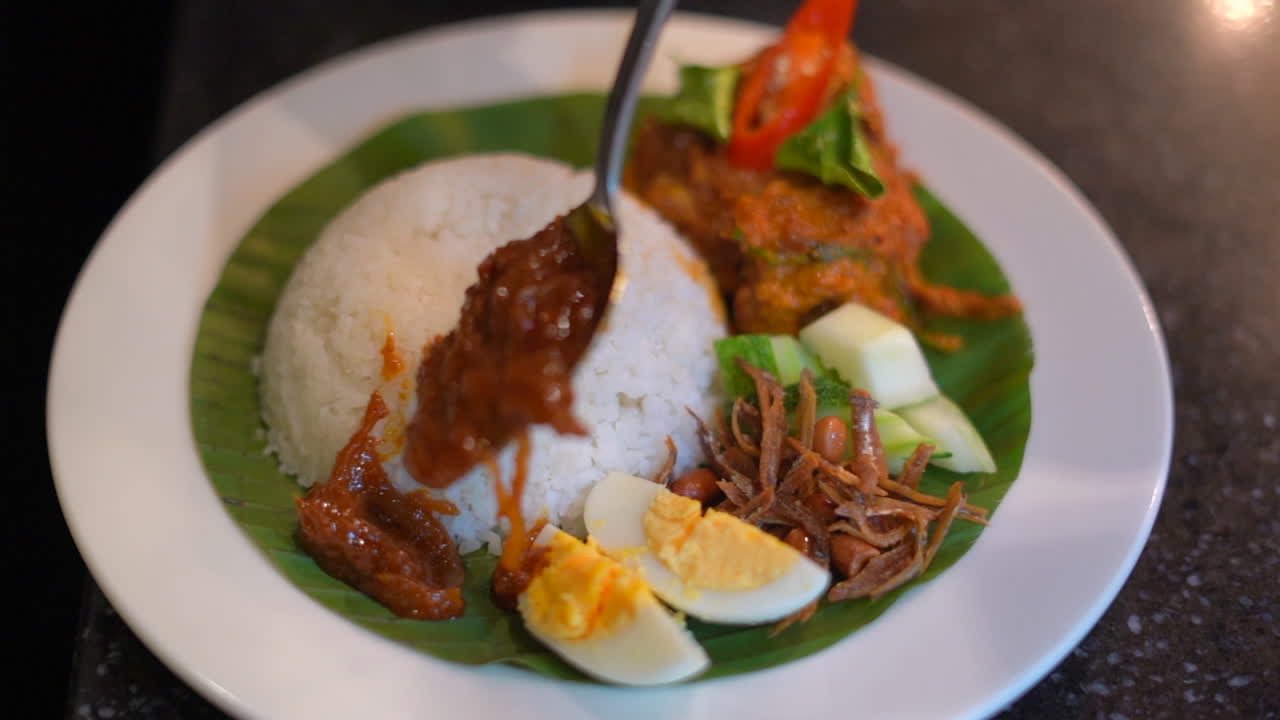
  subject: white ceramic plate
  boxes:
[48,10,1172,720]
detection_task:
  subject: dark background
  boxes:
[23,1,1279,717]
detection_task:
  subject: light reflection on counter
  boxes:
[1204,0,1274,30]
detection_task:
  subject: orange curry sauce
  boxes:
[379,326,406,381]
[489,432,550,610]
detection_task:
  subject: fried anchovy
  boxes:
[786,437,888,497]
[796,369,818,451]
[922,482,966,571]
[878,476,989,522]
[740,359,785,494]
[896,442,934,491]
[827,534,923,602]
[653,435,678,486]
[849,389,886,492]
[689,407,756,499]
[730,397,762,458]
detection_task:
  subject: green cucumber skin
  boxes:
[897,395,996,474]
[797,303,938,410]
[874,408,933,459]
[716,334,825,396]
[769,335,823,386]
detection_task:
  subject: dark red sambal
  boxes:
[402,215,610,490]
[296,392,466,619]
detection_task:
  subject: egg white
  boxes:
[516,525,710,686]
[584,472,831,625]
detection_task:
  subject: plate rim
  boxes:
[47,9,1172,720]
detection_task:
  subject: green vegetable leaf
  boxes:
[783,374,853,410]
[653,64,740,142]
[776,91,885,197]
[189,93,1031,685]
[716,335,829,398]
[714,334,779,397]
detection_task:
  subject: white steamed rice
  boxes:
[259,153,727,553]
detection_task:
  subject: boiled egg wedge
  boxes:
[516,524,709,686]
[584,472,831,625]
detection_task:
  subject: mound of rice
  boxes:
[259,153,727,552]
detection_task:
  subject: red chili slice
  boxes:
[727,0,858,171]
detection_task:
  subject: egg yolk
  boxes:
[522,532,654,641]
[642,492,797,591]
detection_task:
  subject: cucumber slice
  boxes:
[896,394,996,474]
[769,335,823,386]
[873,409,933,474]
[798,303,938,409]
[716,334,824,397]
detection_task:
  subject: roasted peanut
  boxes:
[813,415,849,463]
[669,467,724,505]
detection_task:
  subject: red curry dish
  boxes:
[625,11,1019,344]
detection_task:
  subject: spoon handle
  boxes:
[590,0,678,212]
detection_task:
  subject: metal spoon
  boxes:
[399,2,679,491]
[564,0,678,329]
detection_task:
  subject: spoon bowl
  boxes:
[565,0,677,344]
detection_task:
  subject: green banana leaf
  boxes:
[189,92,1033,683]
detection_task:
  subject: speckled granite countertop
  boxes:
[62,1,1278,717]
